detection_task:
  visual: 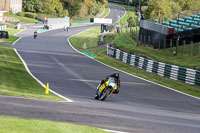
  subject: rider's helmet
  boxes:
[113,73,119,79]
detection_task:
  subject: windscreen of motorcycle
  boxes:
[108,77,117,88]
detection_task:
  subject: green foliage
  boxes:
[22,0,108,17]
[62,0,82,17]
[23,0,43,13]
[17,12,25,17]
[24,12,37,19]
[144,0,172,19]
[127,16,137,27]
[144,0,200,19]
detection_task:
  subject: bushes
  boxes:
[17,12,25,17]
[24,12,37,19]
[17,12,37,19]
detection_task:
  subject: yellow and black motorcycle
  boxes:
[95,77,118,101]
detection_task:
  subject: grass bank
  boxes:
[69,25,200,98]
[0,115,107,133]
[69,27,100,49]
[5,13,38,23]
[2,28,21,44]
[0,47,62,100]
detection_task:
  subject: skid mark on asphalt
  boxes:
[68,79,149,85]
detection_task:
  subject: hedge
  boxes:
[17,12,37,19]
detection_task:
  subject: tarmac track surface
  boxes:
[0,4,200,133]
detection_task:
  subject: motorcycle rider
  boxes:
[33,30,38,39]
[95,73,120,99]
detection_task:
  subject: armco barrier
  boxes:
[107,46,200,86]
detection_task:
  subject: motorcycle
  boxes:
[33,31,38,39]
[95,77,118,101]
[33,34,37,39]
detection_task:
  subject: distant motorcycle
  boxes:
[33,31,38,39]
[95,77,118,101]
[33,34,37,39]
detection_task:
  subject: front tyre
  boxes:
[100,88,109,101]
[94,94,99,100]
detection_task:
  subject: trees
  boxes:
[144,0,172,19]
[22,0,108,18]
[61,0,82,17]
[42,0,67,16]
[23,0,43,13]
[144,0,200,19]
[127,16,137,27]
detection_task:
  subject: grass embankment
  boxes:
[69,26,200,98]
[70,27,100,49]
[2,28,20,44]
[0,47,62,100]
[0,115,107,133]
[5,13,38,23]
[0,22,21,44]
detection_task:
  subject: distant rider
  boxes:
[33,30,38,39]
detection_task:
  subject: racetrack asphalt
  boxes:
[0,4,200,133]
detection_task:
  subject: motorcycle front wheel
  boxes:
[100,87,110,101]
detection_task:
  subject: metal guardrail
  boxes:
[107,46,200,86]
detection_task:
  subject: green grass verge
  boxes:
[0,22,16,28]
[69,26,200,98]
[0,115,107,133]
[2,36,19,44]
[2,28,21,45]
[109,2,137,24]
[69,27,100,49]
[0,47,62,101]
[5,13,38,23]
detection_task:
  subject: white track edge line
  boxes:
[102,128,129,133]
[14,48,73,102]
[12,26,73,102]
[67,8,200,101]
